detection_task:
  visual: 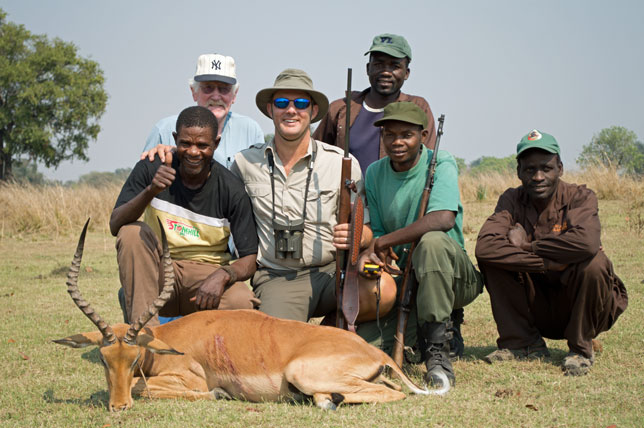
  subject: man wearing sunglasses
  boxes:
[313,33,437,178]
[142,54,264,169]
[231,69,397,325]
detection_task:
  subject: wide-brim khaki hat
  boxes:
[256,69,329,123]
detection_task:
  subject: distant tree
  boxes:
[454,156,467,176]
[264,133,274,143]
[468,155,516,176]
[0,9,107,180]
[76,167,132,187]
[577,126,644,175]
[11,157,45,184]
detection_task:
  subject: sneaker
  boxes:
[563,352,593,376]
[484,344,550,364]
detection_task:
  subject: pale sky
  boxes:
[2,0,643,181]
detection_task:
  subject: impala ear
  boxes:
[53,331,105,348]
[136,333,183,355]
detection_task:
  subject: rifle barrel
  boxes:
[391,114,446,367]
[343,69,352,157]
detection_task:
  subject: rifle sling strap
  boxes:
[342,196,364,332]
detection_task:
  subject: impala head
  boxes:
[53,219,181,412]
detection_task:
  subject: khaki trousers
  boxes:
[116,222,258,327]
[252,262,337,322]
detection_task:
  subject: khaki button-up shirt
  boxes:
[231,138,368,271]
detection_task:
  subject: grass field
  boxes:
[0,174,643,427]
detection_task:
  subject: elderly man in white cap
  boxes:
[143,53,264,169]
[230,69,397,325]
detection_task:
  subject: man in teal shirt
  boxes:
[357,102,483,388]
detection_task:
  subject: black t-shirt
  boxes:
[115,157,258,264]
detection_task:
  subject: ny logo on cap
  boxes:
[211,59,222,71]
[379,36,393,44]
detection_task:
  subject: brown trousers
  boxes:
[116,222,258,327]
[480,250,627,358]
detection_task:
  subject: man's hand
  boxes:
[141,144,174,164]
[333,223,351,250]
[508,223,532,251]
[546,260,569,272]
[358,238,401,277]
[190,269,229,310]
[149,162,176,196]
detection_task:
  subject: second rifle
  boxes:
[391,114,446,368]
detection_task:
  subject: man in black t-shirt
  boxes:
[111,106,259,326]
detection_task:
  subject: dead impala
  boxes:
[54,220,448,412]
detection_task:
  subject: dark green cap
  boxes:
[373,102,427,128]
[517,130,560,156]
[364,33,412,60]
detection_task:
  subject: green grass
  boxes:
[1,200,642,427]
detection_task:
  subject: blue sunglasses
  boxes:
[273,98,311,109]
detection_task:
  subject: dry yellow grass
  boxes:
[459,166,644,203]
[0,166,642,238]
[0,182,121,239]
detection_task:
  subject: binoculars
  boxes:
[272,218,304,259]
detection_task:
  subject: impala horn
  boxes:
[123,218,175,344]
[66,218,117,345]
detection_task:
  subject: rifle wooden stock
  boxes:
[335,68,352,329]
[391,114,445,368]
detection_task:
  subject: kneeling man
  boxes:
[475,130,628,376]
[357,102,483,388]
[111,106,259,326]
[231,69,396,325]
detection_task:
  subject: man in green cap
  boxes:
[313,33,437,178]
[356,102,483,388]
[475,130,628,376]
[231,69,398,323]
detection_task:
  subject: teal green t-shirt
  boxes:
[365,146,464,268]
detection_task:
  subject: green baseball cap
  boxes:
[364,33,412,60]
[517,130,560,156]
[373,102,427,128]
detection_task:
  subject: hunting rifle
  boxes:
[335,68,362,331]
[391,114,445,367]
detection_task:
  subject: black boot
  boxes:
[419,322,455,388]
[118,287,129,323]
[448,308,464,359]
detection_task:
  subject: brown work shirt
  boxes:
[312,88,437,157]
[475,180,605,272]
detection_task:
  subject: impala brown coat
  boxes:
[54,220,447,412]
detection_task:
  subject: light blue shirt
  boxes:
[143,111,264,169]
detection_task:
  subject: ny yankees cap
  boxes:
[194,54,237,85]
[365,33,412,60]
[517,130,561,156]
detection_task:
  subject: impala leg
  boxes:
[286,359,407,405]
[132,375,212,401]
[373,374,402,391]
[332,381,406,403]
[312,392,345,410]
